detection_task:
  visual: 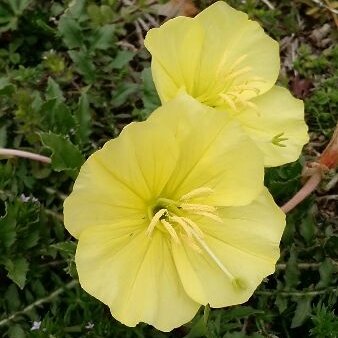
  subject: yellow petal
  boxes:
[144,1,279,109]
[150,94,264,206]
[233,86,309,166]
[145,16,205,102]
[76,222,200,331]
[64,118,179,238]
[195,1,279,105]
[173,188,285,307]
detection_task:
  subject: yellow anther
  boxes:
[180,217,205,239]
[160,219,180,244]
[181,234,203,253]
[180,203,217,213]
[219,93,237,111]
[146,208,166,237]
[169,215,194,239]
[180,187,214,201]
[224,67,252,81]
[191,211,223,223]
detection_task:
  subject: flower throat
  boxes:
[146,187,245,289]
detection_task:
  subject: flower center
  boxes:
[215,55,265,112]
[145,187,242,286]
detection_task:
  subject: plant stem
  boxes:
[256,288,336,297]
[281,170,322,213]
[0,280,78,327]
[281,122,338,213]
[0,148,51,164]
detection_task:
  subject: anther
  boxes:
[146,208,166,237]
[160,219,180,244]
[180,187,214,201]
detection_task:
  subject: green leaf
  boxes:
[184,316,209,338]
[5,284,21,312]
[40,132,85,175]
[291,297,312,328]
[141,67,161,118]
[45,77,65,102]
[0,78,16,96]
[0,203,17,249]
[75,90,92,144]
[110,50,135,69]
[299,214,316,244]
[0,125,7,147]
[316,258,336,289]
[40,99,76,135]
[68,50,96,83]
[111,82,138,107]
[89,24,115,51]
[52,241,76,256]
[284,246,300,289]
[9,0,32,15]
[5,256,29,289]
[7,324,26,338]
[58,15,83,49]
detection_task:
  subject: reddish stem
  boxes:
[281,169,322,213]
[281,122,338,213]
[0,148,51,164]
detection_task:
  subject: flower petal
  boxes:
[144,1,279,108]
[64,118,179,238]
[173,188,285,307]
[145,16,205,102]
[149,94,264,206]
[76,222,200,331]
[232,86,309,166]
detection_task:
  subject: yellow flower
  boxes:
[144,1,308,167]
[64,95,285,332]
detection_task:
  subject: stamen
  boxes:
[180,217,205,239]
[169,215,194,239]
[224,67,252,81]
[218,54,248,75]
[180,203,217,213]
[146,208,166,237]
[181,233,203,253]
[160,219,180,244]
[180,187,214,201]
[228,54,248,71]
[219,93,237,111]
[232,84,260,95]
[191,211,223,223]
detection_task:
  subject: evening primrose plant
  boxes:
[63,1,308,333]
[144,1,309,167]
[63,94,285,331]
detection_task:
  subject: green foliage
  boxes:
[0,0,337,337]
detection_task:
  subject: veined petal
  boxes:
[233,86,309,167]
[64,118,179,238]
[195,1,279,105]
[173,188,285,307]
[76,223,200,331]
[149,94,264,206]
[145,17,205,102]
[144,1,279,109]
